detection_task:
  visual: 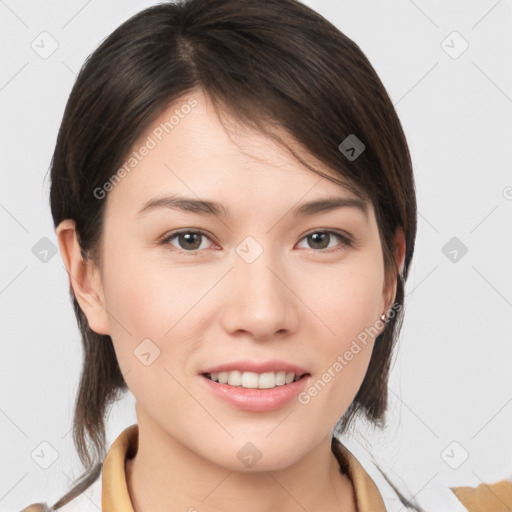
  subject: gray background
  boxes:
[1,0,511,510]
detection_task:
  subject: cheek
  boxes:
[296,255,384,413]
[100,238,200,337]
[99,258,195,410]
[298,253,385,347]
[99,242,214,384]
[98,242,174,373]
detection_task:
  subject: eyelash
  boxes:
[159,229,353,256]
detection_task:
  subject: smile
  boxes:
[204,370,308,389]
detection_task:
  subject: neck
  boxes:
[125,408,356,512]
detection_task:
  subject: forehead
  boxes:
[104,89,371,220]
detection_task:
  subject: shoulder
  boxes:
[450,478,512,512]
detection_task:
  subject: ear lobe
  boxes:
[56,219,111,335]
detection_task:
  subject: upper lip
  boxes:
[201,360,309,376]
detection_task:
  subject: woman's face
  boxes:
[80,89,401,470]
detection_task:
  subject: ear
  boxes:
[382,227,406,315]
[56,219,111,335]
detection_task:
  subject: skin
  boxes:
[57,88,405,512]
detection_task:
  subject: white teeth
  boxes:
[227,370,242,386]
[275,371,286,386]
[258,372,277,389]
[241,372,259,388]
[206,370,304,389]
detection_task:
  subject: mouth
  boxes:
[202,370,310,389]
[200,368,311,412]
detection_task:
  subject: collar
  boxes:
[101,424,387,511]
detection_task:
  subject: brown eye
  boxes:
[176,232,203,250]
[162,230,213,252]
[298,230,352,252]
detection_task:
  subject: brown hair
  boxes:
[25,0,421,509]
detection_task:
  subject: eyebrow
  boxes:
[136,194,368,219]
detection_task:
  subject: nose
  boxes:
[219,248,300,341]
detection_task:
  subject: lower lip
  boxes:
[200,374,310,412]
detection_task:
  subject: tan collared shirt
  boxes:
[22,424,512,511]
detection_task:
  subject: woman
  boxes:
[20,0,512,510]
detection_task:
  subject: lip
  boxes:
[201,360,309,376]
[200,373,310,412]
